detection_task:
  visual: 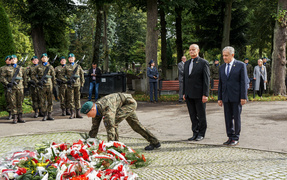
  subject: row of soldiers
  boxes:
[1,53,85,124]
[210,57,271,81]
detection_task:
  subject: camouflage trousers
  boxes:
[4,88,11,112]
[67,86,81,109]
[90,94,159,144]
[30,86,40,110]
[39,85,53,113]
[7,88,24,115]
[59,84,68,109]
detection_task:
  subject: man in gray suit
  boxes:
[178,56,186,103]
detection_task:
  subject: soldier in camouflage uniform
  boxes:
[25,56,41,118]
[55,56,69,116]
[244,58,253,79]
[210,59,220,80]
[65,53,85,119]
[0,55,26,124]
[31,53,56,121]
[1,56,13,120]
[81,93,161,151]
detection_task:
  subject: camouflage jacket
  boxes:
[95,93,129,118]
[25,64,38,87]
[0,65,25,89]
[55,65,67,82]
[31,63,56,86]
[210,64,220,79]
[65,63,85,87]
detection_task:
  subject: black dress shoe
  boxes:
[195,136,204,141]
[188,135,197,141]
[223,138,232,145]
[229,140,239,146]
[144,142,161,151]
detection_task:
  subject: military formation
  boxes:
[1,53,85,124]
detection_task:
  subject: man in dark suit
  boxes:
[88,63,101,101]
[183,44,210,141]
[218,46,248,146]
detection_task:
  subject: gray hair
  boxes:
[222,46,235,55]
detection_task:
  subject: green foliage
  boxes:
[0,3,15,65]
[110,5,146,71]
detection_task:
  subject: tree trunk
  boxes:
[103,7,109,72]
[31,26,46,58]
[160,5,167,80]
[146,0,158,93]
[92,4,103,65]
[221,0,232,51]
[175,6,183,64]
[271,0,287,95]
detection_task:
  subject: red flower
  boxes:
[32,158,38,163]
[16,168,27,175]
[142,154,146,162]
[59,144,67,151]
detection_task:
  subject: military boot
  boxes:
[69,109,75,119]
[18,113,25,123]
[62,108,66,116]
[34,109,39,118]
[39,109,44,117]
[42,112,47,121]
[66,109,71,115]
[7,111,12,120]
[76,109,83,118]
[12,115,17,124]
[47,112,54,120]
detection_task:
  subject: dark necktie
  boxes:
[189,59,194,75]
[227,63,230,77]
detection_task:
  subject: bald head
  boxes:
[189,44,200,59]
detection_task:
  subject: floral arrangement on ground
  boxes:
[0,137,147,180]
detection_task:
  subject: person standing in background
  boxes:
[65,53,85,119]
[253,59,267,98]
[178,56,186,103]
[147,60,159,103]
[55,56,70,116]
[25,56,40,118]
[88,63,101,101]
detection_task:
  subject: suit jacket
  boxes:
[178,61,185,82]
[183,57,210,99]
[218,59,248,103]
[89,67,101,83]
[147,67,159,83]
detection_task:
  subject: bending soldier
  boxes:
[25,56,41,118]
[0,55,26,124]
[65,53,85,119]
[81,93,161,151]
[31,53,56,121]
[55,56,70,116]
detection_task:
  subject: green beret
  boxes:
[81,101,94,114]
[214,59,219,62]
[41,53,48,58]
[31,56,38,60]
[11,55,17,59]
[68,53,75,58]
[244,58,249,60]
[60,56,66,60]
[5,55,11,61]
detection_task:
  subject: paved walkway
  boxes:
[1,100,287,179]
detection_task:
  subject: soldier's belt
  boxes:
[15,77,22,80]
[45,75,52,78]
[72,75,80,78]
